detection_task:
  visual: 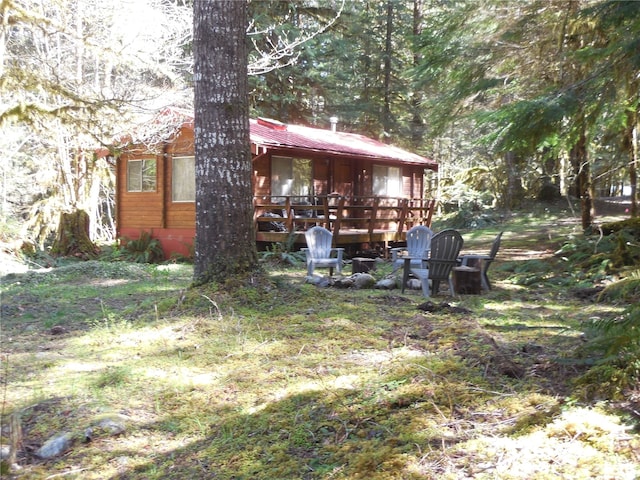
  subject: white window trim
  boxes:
[373,164,402,197]
[271,156,313,201]
[127,158,157,193]
[172,156,196,203]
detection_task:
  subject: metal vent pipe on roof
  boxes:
[330,116,338,132]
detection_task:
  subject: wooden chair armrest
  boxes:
[428,259,459,266]
[390,247,406,261]
[459,254,491,266]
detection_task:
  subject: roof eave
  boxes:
[252,142,438,170]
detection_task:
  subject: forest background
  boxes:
[2,1,640,477]
[1,0,639,251]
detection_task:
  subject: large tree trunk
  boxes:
[193,0,258,285]
[51,210,99,258]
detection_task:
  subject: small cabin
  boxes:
[115,108,438,258]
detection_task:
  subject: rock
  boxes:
[353,273,376,289]
[95,418,126,436]
[88,414,127,438]
[36,432,72,459]
[306,275,330,287]
[375,278,397,289]
[50,325,67,335]
[333,277,354,288]
[417,301,471,314]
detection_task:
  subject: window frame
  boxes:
[127,157,157,193]
[171,155,196,203]
[372,164,402,197]
[271,156,313,201]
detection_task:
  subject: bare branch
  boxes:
[247,0,345,76]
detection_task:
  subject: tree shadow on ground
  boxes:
[101,301,592,480]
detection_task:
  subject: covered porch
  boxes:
[254,194,436,253]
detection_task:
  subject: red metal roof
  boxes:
[132,108,437,170]
[250,118,437,169]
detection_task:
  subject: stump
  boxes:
[51,210,99,258]
[352,257,376,274]
[453,266,481,294]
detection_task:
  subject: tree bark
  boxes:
[569,127,593,230]
[193,0,258,285]
[503,151,524,210]
[382,1,393,141]
[410,0,424,150]
[51,210,99,258]
[630,116,638,218]
[621,106,638,217]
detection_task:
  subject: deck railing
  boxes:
[254,195,436,241]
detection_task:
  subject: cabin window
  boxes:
[172,156,195,202]
[271,156,312,201]
[127,158,157,192]
[373,165,401,197]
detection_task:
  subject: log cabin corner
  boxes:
[114,107,438,259]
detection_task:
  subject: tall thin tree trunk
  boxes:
[382,1,393,141]
[75,0,83,88]
[503,151,524,210]
[410,0,423,150]
[0,1,8,78]
[630,116,638,217]
[570,126,592,230]
[193,0,258,285]
[622,105,638,217]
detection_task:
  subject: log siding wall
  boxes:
[116,124,434,258]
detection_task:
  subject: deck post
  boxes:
[424,199,436,226]
[396,198,409,241]
[369,197,380,237]
[284,197,293,232]
[321,195,330,229]
[331,196,345,245]
[252,196,259,224]
[253,195,435,249]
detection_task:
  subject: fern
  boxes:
[258,232,305,267]
[598,271,640,302]
[120,231,164,264]
[573,305,640,398]
[579,305,640,368]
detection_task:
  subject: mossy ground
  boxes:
[1,207,639,479]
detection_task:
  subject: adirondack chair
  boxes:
[410,229,464,297]
[301,226,344,276]
[459,231,503,291]
[390,225,434,273]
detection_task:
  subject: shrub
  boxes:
[259,232,305,267]
[575,304,640,398]
[119,231,164,264]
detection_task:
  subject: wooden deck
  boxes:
[254,195,436,252]
[256,228,402,244]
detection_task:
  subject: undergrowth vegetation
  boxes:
[1,208,640,479]
[258,231,306,267]
[116,231,165,264]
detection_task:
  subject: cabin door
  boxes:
[333,159,353,196]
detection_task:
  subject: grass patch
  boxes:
[1,208,639,479]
